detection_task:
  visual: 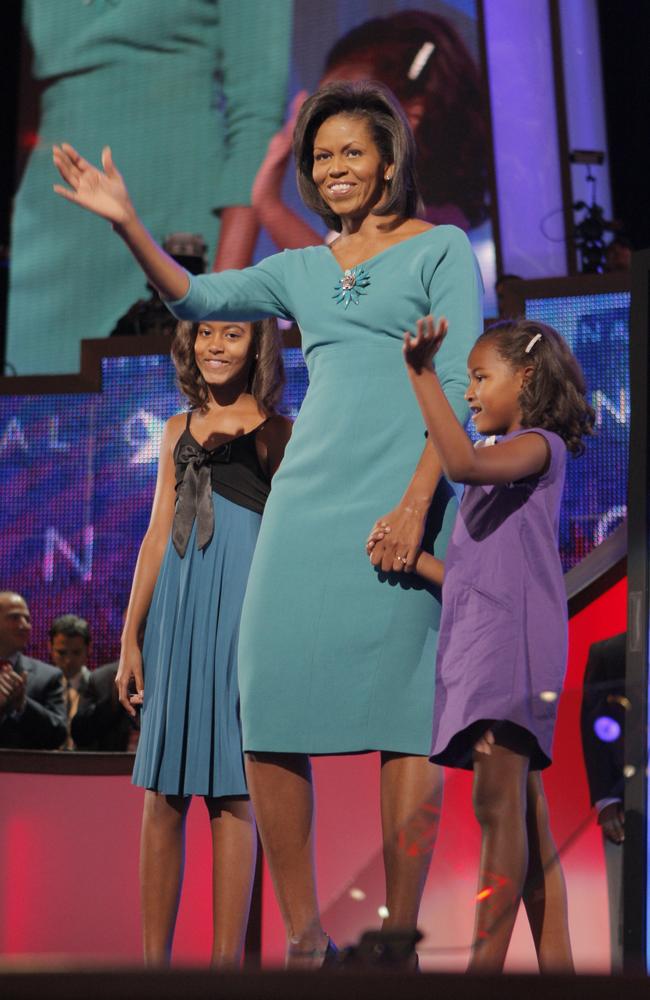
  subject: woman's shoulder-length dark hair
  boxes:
[171,318,285,415]
[292,80,422,232]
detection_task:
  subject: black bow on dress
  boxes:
[172,440,232,557]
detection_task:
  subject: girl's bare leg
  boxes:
[380,753,443,931]
[140,791,190,964]
[467,744,530,973]
[206,796,258,967]
[522,772,574,972]
[245,752,327,966]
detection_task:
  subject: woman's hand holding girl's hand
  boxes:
[403,315,448,375]
[116,642,144,717]
[53,144,135,227]
[366,502,426,574]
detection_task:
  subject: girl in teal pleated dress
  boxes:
[116,317,291,965]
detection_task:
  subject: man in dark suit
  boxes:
[580,632,626,971]
[71,659,136,751]
[48,613,93,749]
[0,591,67,749]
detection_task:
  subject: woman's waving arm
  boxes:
[53,144,189,301]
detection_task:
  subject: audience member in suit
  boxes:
[580,632,626,971]
[72,660,137,751]
[48,614,92,749]
[0,591,67,749]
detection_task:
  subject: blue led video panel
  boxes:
[0,351,308,666]
[525,292,630,571]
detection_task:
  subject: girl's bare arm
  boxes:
[116,415,183,713]
[414,552,444,586]
[404,318,549,486]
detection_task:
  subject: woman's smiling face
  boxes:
[312,113,390,222]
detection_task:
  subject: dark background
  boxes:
[597,0,650,251]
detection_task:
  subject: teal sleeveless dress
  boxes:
[132,415,271,797]
[167,226,483,755]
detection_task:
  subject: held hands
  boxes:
[365,315,448,574]
[366,502,426,574]
[403,315,448,375]
[115,643,144,717]
[53,144,135,226]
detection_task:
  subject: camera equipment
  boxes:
[570,150,617,273]
[163,232,207,276]
[570,150,605,166]
[109,233,207,337]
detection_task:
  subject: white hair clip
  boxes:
[524,333,542,353]
[407,42,435,80]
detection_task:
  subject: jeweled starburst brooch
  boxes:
[332,265,371,308]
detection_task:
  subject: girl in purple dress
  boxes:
[401,315,595,973]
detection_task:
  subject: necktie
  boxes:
[62,678,80,750]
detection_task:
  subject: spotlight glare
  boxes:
[349,887,366,901]
[594,715,621,743]
[377,905,390,919]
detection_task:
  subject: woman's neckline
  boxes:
[324,224,440,274]
[184,418,267,453]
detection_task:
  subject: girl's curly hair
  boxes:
[480,319,596,456]
[171,318,285,415]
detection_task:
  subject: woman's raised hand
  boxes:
[53,144,135,226]
[403,315,449,375]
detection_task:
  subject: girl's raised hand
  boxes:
[53,144,135,226]
[403,315,449,375]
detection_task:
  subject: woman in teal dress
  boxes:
[9,0,291,375]
[52,81,482,965]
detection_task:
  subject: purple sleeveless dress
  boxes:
[430,428,567,771]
